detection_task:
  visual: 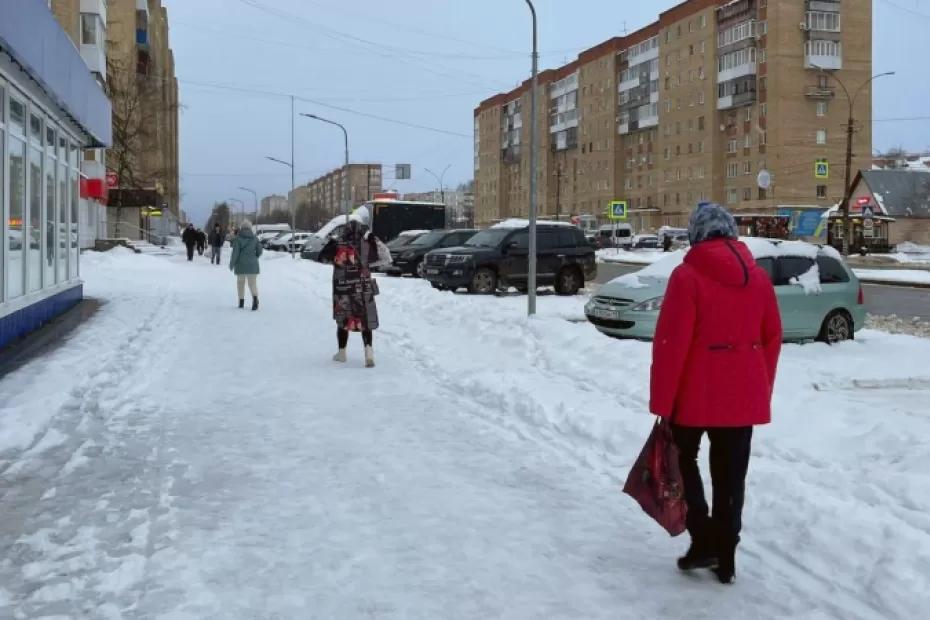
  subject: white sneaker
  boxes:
[364,345,375,368]
[332,349,347,363]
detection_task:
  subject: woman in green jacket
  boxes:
[229,220,263,310]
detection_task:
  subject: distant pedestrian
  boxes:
[229,227,239,248]
[181,224,197,261]
[209,224,225,265]
[649,202,782,584]
[229,220,262,310]
[662,233,673,253]
[196,229,207,256]
[318,219,379,368]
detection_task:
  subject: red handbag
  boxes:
[622,418,688,536]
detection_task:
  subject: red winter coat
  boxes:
[649,238,782,427]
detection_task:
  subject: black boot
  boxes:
[677,537,718,571]
[238,299,245,309]
[251,296,259,311]
[712,536,739,584]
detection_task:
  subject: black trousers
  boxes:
[186,244,195,261]
[338,328,372,348]
[671,425,753,544]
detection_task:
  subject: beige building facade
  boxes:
[300,164,383,217]
[475,0,872,230]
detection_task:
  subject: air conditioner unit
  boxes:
[799,22,809,31]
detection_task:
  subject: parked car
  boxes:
[259,231,286,248]
[423,221,597,295]
[597,224,633,249]
[267,232,293,251]
[632,234,659,249]
[657,226,690,251]
[387,229,478,277]
[280,232,313,253]
[585,238,866,343]
[370,230,427,272]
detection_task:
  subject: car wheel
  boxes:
[415,260,425,279]
[817,310,853,344]
[554,267,582,296]
[469,268,497,294]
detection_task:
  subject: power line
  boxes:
[879,0,930,20]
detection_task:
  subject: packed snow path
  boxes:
[1,248,928,618]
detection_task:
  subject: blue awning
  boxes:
[0,0,112,147]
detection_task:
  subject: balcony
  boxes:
[805,41,842,70]
[618,75,641,92]
[136,0,149,13]
[718,89,756,110]
[80,41,106,78]
[805,85,835,99]
[80,0,107,23]
[718,60,757,83]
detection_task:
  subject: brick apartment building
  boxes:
[474,0,872,230]
[295,164,383,218]
[260,194,288,217]
[53,0,180,239]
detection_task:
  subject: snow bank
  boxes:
[596,249,667,265]
[853,269,930,286]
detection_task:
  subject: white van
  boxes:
[597,223,633,249]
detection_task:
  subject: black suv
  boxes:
[423,224,597,295]
[387,229,478,277]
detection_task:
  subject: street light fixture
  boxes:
[523,0,539,316]
[425,164,452,224]
[811,65,895,256]
[238,186,258,222]
[265,155,298,257]
[228,198,245,227]
[300,113,350,225]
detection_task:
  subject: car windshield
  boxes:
[410,231,447,247]
[388,235,421,249]
[465,229,511,248]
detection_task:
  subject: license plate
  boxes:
[425,268,439,275]
[593,307,621,320]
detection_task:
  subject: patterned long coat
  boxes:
[319,233,380,331]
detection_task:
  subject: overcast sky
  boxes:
[162,0,930,225]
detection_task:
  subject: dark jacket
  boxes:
[209,229,225,247]
[181,227,197,246]
[649,238,782,427]
[318,229,380,331]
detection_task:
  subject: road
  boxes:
[596,262,930,321]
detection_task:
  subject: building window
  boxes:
[745,107,752,122]
[760,131,767,146]
[664,147,670,160]
[743,187,753,201]
[700,15,707,29]
[727,162,740,178]
[759,187,767,200]
[728,139,738,153]
[816,101,828,117]
[698,140,705,153]
[698,116,705,130]
[816,129,827,144]
[744,134,752,149]
[698,91,705,105]
[817,185,828,199]
[744,160,753,175]
[760,103,767,117]
[81,14,98,45]
[727,188,739,204]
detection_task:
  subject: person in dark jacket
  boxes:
[196,229,207,256]
[209,224,225,265]
[317,219,379,368]
[649,202,782,584]
[181,224,197,261]
[229,221,262,310]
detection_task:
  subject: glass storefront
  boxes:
[0,77,82,305]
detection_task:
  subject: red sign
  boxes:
[80,178,108,202]
[105,172,119,189]
[372,192,399,200]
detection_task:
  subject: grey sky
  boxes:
[162,0,930,225]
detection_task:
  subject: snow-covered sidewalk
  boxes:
[852,268,930,287]
[1,248,928,618]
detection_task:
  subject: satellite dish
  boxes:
[757,169,772,189]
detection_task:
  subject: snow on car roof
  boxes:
[398,229,430,237]
[492,218,576,229]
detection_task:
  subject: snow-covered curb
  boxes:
[853,268,930,287]
[596,249,666,265]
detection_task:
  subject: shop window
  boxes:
[28,147,43,292]
[58,161,68,282]
[45,158,57,285]
[816,185,827,199]
[8,135,27,298]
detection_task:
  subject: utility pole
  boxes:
[813,66,894,256]
[301,113,350,224]
[524,0,539,316]
[425,164,452,224]
[290,95,296,257]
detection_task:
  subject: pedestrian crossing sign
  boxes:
[608,200,628,221]
[815,161,829,179]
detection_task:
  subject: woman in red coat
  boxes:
[649,202,782,584]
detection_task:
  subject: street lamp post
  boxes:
[265,155,297,257]
[238,186,258,222]
[813,66,894,256]
[524,0,539,316]
[300,113,350,225]
[425,164,452,224]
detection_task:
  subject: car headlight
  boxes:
[631,296,664,312]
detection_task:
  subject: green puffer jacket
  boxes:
[229,228,263,275]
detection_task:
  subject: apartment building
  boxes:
[260,194,288,217]
[79,0,179,240]
[474,0,872,230]
[299,164,383,217]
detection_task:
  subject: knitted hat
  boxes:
[688,201,738,245]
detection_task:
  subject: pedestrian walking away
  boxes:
[228,220,262,311]
[317,219,380,368]
[649,201,782,584]
[209,224,225,265]
[181,223,197,262]
[196,229,207,256]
